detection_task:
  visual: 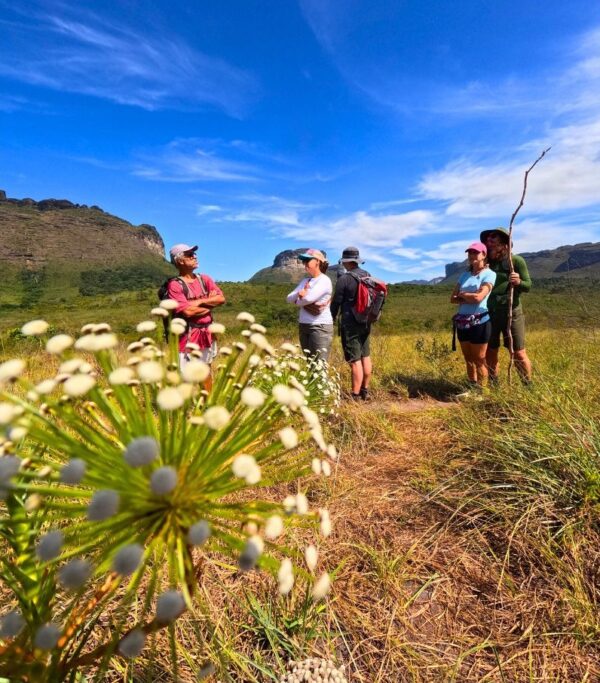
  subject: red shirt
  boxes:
[166,274,223,351]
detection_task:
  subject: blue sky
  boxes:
[2,0,600,281]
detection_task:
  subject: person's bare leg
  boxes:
[460,342,477,383]
[486,347,500,382]
[513,349,532,383]
[360,356,372,391]
[350,360,364,394]
[474,344,489,386]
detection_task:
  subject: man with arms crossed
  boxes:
[167,244,226,384]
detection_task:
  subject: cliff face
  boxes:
[248,248,341,284]
[0,190,165,266]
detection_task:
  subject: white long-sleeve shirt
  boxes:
[286,274,333,324]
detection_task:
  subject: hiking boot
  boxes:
[347,393,362,402]
[359,387,370,401]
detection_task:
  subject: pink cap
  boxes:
[465,241,487,254]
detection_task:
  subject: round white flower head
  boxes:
[112,543,144,575]
[240,387,265,408]
[311,458,322,476]
[0,403,20,425]
[322,460,332,477]
[311,572,331,601]
[156,590,186,623]
[181,360,210,384]
[21,319,49,336]
[208,322,225,334]
[159,298,178,311]
[278,558,294,594]
[63,374,96,397]
[36,530,64,561]
[239,535,264,571]
[287,388,305,409]
[60,458,86,484]
[108,367,135,385]
[87,489,120,521]
[166,371,181,386]
[35,379,57,395]
[137,361,164,384]
[136,320,157,333]
[232,454,255,478]
[282,495,296,513]
[127,341,144,353]
[295,493,309,515]
[327,444,338,460]
[73,334,97,352]
[124,437,159,467]
[150,307,169,318]
[25,494,42,512]
[234,342,246,352]
[250,323,267,334]
[280,342,297,353]
[80,323,95,334]
[278,427,298,450]
[150,466,178,496]
[170,318,187,335]
[272,384,293,406]
[203,406,231,430]
[264,515,284,539]
[249,333,273,353]
[241,330,251,338]
[248,354,261,367]
[92,333,118,350]
[9,426,28,441]
[245,463,261,485]
[188,520,211,546]
[58,559,92,590]
[92,323,112,334]
[118,628,146,658]
[78,361,94,374]
[0,359,26,384]
[59,358,83,374]
[319,509,332,537]
[219,346,232,356]
[236,311,255,323]
[157,387,184,411]
[34,623,61,650]
[177,383,194,401]
[0,610,25,638]
[305,544,318,572]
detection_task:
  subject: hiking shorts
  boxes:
[340,320,371,363]
[488,306,526,351]
[179,341,218,368]
[299,323,334,362]
[457,320,492,345]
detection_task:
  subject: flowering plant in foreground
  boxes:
[0,311,337,681]
[251,340,341,418]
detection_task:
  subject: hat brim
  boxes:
[340,257,365,264]
[298,253,323,262]
[480,230,509,244]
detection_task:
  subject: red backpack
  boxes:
[348,272,388,324]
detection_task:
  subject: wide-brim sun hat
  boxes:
[480,227,510,244]
[340,246,365,264]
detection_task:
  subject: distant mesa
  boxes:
[249,248,341,284]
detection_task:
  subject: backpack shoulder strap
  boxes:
[195,273,209,297]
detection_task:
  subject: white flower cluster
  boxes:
[279,658,347,683]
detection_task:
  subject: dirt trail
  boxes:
[324,397,596,682]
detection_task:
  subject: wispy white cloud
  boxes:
[132,139,260,183]
[196,205,223,217]
[0,2,258,116]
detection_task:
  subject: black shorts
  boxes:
[340,319,371,362]
[457,320,492,344]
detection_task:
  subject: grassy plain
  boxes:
[1,282,599,681]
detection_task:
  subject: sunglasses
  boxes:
[183,252,197,258]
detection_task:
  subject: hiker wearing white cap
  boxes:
[286,249,334,361]
[167,244,225,383]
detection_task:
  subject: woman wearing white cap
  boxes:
[450,241,496,391]
[286,249,333,362]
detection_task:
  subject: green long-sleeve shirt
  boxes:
[487,254,532,312]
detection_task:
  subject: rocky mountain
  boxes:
[0,189,172,305]
[249,248,342,284]
[441,241,600,283]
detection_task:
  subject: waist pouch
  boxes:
[452,312,488,330]
[452,312,489,351]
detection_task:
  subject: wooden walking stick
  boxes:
[506,147,550,382]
